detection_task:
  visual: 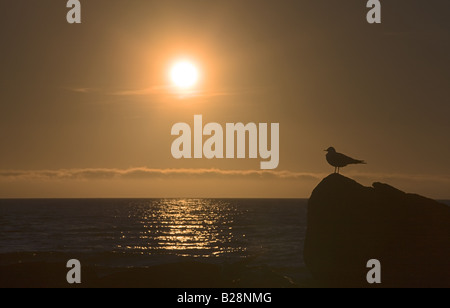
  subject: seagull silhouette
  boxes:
[325,147,366,174]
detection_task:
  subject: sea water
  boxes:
[0,199,306,278]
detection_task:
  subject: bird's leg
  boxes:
[334,167,337,174]
[338,167,340,174]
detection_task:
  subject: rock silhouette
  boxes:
[304,174,450,288]
[0,259,299,288]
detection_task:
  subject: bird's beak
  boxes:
[324,150,328,152]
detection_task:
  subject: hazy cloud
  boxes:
[111,87,242,99]
[1,168,449,188]
[67,87,99,94]
[0,168,324,181]
[67,84,246,100]
[111,86,173,96]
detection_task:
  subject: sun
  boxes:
[170,61,199,89]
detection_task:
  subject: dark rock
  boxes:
[0,260,298,288]
[304,173,450,288]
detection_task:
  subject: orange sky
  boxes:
[0,1,449,198]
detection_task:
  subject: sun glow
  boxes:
[170,61,199,89]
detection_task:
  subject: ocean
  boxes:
[0,198,308,287]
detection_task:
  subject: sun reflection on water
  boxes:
[116,199,247,258]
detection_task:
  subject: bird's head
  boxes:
[325,147,336,153]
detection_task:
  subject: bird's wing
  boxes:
[336,152,360,164]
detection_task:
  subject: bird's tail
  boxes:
[355,160,367,165]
